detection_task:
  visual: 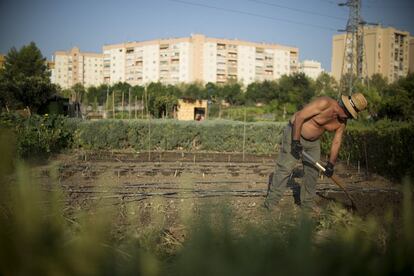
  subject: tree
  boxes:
[72,83,86,103]
[377,74,414,121]
[314,72,338,98]
[220,83,243,105]
[111,82,131,104]
[369,73,388,95]
[131,85,145,101]
[205,82,218,102]
[146,82,179,118]
[279,73,315,110]
[182,82,206,100]
[245,82,261,104]
[0,42,56,113]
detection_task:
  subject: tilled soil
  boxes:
[33,150,402,227]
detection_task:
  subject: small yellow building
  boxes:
[176,99,208,121]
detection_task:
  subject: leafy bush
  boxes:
[0,113,78,158]
[321,120,414,180]
[76,119,286,154]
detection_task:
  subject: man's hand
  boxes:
[291,140,303,160]
[324,161,334,177]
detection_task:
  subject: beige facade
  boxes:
[53,35,298,88]
[332,26,411,83]
[52,47,104,88]
[176,99,208,121]
[103,34,299,87]
[299,60,324,80]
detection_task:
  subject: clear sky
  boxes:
[1,0,413,71]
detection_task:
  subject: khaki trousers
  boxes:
[264,123,320,210]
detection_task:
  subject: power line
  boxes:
[248,0,347,21]
[167,0,339,31]
[318,0,340,5]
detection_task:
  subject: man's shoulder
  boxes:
[316,96,336,102]
[312,96,336,108]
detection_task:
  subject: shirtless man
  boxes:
[264,93,368,212]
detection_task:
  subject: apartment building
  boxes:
[299,60,324,80]
[52,47,104,88]
[332,26,411,83]
[102,34,299,87]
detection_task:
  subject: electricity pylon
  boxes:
[338,0,365,96]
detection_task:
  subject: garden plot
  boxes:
[36,151,402,227]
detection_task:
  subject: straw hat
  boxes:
[341,93,368,119]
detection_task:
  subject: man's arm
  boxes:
[329,124,346,164]
[292,98,330,140]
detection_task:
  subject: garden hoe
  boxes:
[302,150,358,211]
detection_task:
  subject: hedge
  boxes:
[74,119,286,154]
[321,120,414,180]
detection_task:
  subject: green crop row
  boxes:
[74,119,286,154]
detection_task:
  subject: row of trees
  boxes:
[69,72,414,122]
[62,72,337,118]
[1,42,413,121]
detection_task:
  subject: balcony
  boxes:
[160,44,169,50]
[217,43,226,50]
[256,48,264,54]
[228,68,237,75]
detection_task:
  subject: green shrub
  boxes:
[76,119,286,154]
[74,119,129,149]
[0,113,78,158]
[321,120,414,180]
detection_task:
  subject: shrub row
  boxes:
[74,119,286,154]
[321,120,414,180]
[0,114,79,158]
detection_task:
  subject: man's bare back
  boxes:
[290,97,347,141]
[290,96,349,164]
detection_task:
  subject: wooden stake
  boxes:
[242,108,246,162]
[121,91,124,119]
[135,96,137,119]
[112,90,115,119]
[128,88,131,119]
